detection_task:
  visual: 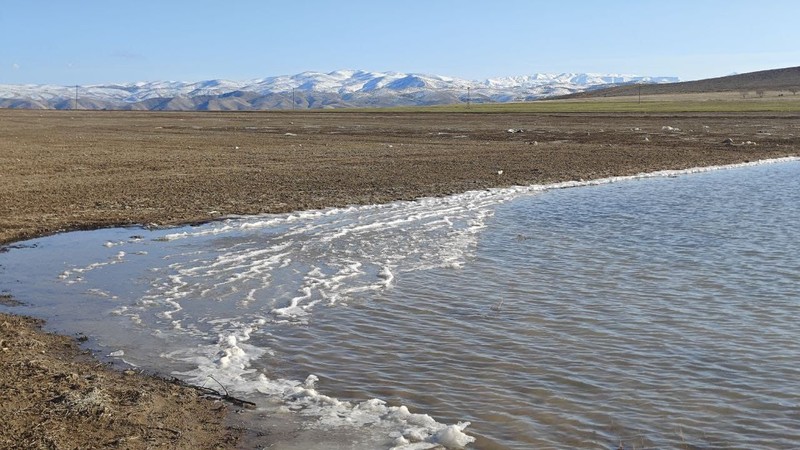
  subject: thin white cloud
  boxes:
[12,63,20,70]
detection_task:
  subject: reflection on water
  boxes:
[1,159,799,449]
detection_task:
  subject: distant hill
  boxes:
[0,70,678,110]
[559,66,800,99]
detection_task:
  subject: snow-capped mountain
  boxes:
[0,70,679,110]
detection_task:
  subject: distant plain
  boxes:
[402,91,800,113]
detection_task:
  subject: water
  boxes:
[1,158,799,449]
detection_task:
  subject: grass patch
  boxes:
[339,91,800,114]
[384,99,800,114]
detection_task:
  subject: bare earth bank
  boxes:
[0,311,240,449]
[0,110,797,449]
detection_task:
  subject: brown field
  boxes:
[555,90,800,103]
[566,90,800,106]
[1,108,798,448]
[2,109,798,245]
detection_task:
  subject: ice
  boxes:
[378,266,394,287]
[433,423,474,448]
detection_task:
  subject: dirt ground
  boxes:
[0,109,797,449]
[0,312,240,449]
[2,110,798,245]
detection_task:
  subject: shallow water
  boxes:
[2,158,799,449]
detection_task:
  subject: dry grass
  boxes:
[389,91,800,113]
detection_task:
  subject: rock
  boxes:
[722,138,734,145]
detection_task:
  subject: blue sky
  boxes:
[2,0,798,85]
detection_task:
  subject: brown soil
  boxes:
[2,110,798,245]
[0,313,239,449]
[0,109,797,449]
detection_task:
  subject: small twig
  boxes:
[170,376,256,409]
[207,375,229,397]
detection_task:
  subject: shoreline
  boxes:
[1,110,797,448]
[5,155,798,250]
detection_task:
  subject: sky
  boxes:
[2,0,799,86]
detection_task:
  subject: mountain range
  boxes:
[0,70,679,110]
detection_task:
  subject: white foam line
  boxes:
[86,288,116,299]
[271,286,313,319]
[182,246,285,275]
[318,205,470,237]
[58,250,129,283]
[166,318,475,449]
[170,247,290,299]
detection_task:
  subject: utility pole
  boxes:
[75,85,79,110]
[467,87,471,109]
[638,83,642,104]
[292,88,296,110]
